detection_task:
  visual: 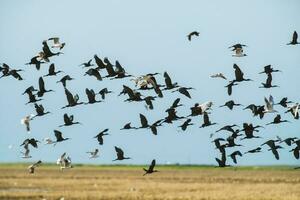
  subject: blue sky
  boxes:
[0,0,299,165]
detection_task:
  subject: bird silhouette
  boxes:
[266,114,290,125]
[28,160,42,174]
[143,159,158,175]
[42,40,63,59]
[37,77,54,97]
[26,56,45,70]
[84,68,102,81]
[44,63,63,77]
[94,129,109,145]
[232,64,252,83]
[228,151,243,164]
[54,130,70,143]
[261,140,282,160]
[187,31,199,41]
[259,65,282,74]
[99,88,113,100]
[178,118,193,131]
[59,113,81,127]
[113,146,130,161]
[219,100,243,110]
[32,103,51,119]
[287,31,299,45]
[85,88,102,104]
[172,87,194,98]
[80,59,94,68]
[62,88,84,109]
[94,55,106,70]
[120,122,137,130]
[200,112,217,128]
[244,147,262,155]
[259,73,279,89]
[57,75,74,88]
[275,97,293,108]
[163,72,179,90]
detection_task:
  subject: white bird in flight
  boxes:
[263,95,277,113]
[21,114,34,133]
[57,152,72,170]
[48,37,65,50]
[210,73,227,80]
[86,149,99,159]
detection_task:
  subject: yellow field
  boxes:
[0,165,299,200]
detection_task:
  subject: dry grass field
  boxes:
[0,164,299,200]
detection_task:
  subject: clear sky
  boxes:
[0,0,299,165]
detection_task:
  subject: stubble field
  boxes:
[0,164,299,200]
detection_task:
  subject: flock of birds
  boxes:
[1,31,300,174]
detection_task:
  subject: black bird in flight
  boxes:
[163,108,185,124]
[94,55,106,70]
[225,81,238,96]
[103,57,117,78]
[229,43,247,51]
[277,136,298,146]
[44,63,63,77]
[178,118,193,131]
[57,75,74,88]
[166,98,183,112]
[59,113,81,127]
[21,138,39,148]
[120,122,137,130]
[259,65,281,74]
[62,88,83,109]
[94,129,109,145]
[26,56,45,70]
[113,146,130,161]
[143,96,156,110]
[212,138,225,151]
[266,114,290,125]
[79,59,94,68]
[37,77,54,97]
[228,151,243,164]
[143,159,158,176]
[215,124,239,134]
[275,97,293,108]
[187,31,199,41]
[259,73,279,89]
[172,87,194,98]
[261,140,282,160]
[42,40,63,60]
[216,150,229,167]
[25,90,42,105]
[85,88,102,104]
[219,100,243,110]
[232,64,252,83]
[287,31,299,45]
[99,88,113,100]
[163,72,179,90]
[54,130,70,143]
[200,112,217,128]
[32,103,51,119]
[244,147,262,155]
[112,61,132,79]
[84,68,102,81]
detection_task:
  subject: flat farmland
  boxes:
[0,164,299,200]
